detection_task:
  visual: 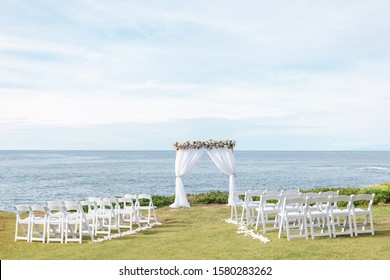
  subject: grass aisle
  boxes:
[1,204,390,260]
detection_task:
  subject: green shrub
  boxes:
[188,191,229,205]
[151,195,175,207]
[150,182,390,207]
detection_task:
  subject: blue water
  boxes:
[1,150,390,211]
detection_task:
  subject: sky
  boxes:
[0,0,390,150]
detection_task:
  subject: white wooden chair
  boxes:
[63,201,94,243]
[45,203,65,243]
[279,192,302,213]
[29,205,47,243]
[80,200,97,236]
[229,190,246,222]
[95,199,121,236]
[319,191,340,210]
[13,205,31,242]
[319,191,340,225]
[351,194,375,236]
[306,196,332,239]
[329,195,353,237]
[63,201,83,243]
[255,193,280,232]
[123,194,140,219]
[136,194,157,225]
[278,196,308,241]
[262,190,281,208]
[240,190,264,225]
[116,197,139,230]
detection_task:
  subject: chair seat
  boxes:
[352,208,370,215]
[331,209,349,215]
[309,210,327,217]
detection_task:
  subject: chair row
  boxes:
[231,189,334,223]
[14,201,95,244]
[230,190,374,241]
[14,194,158,243]
[86,194,158,227]
[275,193,375,241]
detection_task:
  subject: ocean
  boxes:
[1,150,390,211]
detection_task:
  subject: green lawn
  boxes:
[1,204,389,260]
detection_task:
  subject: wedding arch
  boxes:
[170,139,238,208]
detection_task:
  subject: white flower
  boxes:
[173,140,236,150]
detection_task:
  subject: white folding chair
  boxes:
[279,192,302,212]
[136,194,157,225]
[281,189,301,195]
[95,199,121,236]
[123,194,138,205]
[80,200,97,236]
[63,201,83,243]
[278,197,308,241]
[229,191,246,222]
[262,190,281,208]
[329,195,353,237]
[301,192,322,212]
[319,191,340,225]
[319,191,340,209]
[45,203,65,243]
[63,201,94,243]
[306,196,332,239]
[351,194,375,236]
[255,193,281,232]
[116,197,139,230]
[240,190,264,225]
[29,205,47,243]
[13,205,31,242]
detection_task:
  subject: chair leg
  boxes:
[370,213,375,235]
[153,208,157,223]
[331,216,336,237]
[353,213,359,236]
[263,213,268,233]
[326,216,332,238]
[310,216,315,240]
[348,216,353,237]
[278,218,284,238]
[115,215,121,234]
[303,218,308,240]
[255,211,260,230]
[285,219,291,241]
[14,222,18,242]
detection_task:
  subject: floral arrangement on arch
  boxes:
[173,139,236,150]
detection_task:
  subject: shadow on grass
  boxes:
[370,229,390,236]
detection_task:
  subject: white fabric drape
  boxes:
[170,149,205,208]
[206,147,237,205]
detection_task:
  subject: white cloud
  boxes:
[1,0,390,149]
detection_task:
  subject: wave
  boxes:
[365,166,390,171]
